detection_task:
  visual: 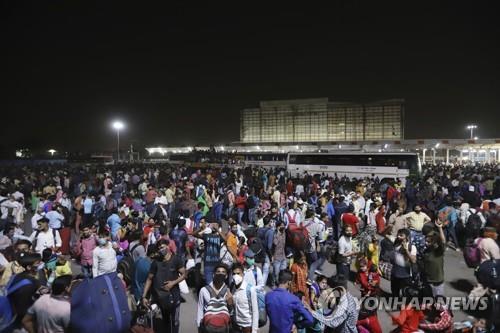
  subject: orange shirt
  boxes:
[291,262,309,302]
[391,306,424,333]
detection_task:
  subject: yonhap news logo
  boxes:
[359,296,489,311]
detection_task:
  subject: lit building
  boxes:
[240,98,404,143]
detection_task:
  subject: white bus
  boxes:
[287,152,421,180]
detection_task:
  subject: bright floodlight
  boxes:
[466,125,477,129]
[112,121,125,130]
[48,149,56,156]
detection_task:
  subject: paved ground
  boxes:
[20,215,481,332]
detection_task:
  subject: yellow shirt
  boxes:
[55,261,72,277]
[403,211,430,231]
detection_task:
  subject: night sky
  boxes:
[1,2,499,152]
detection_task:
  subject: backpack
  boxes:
[437,207,452,226]
[286,211,297,227]
[70,272,131,333]
[465,210,482,240]
[475,259,500,290]
[0,276,32,332]
[249,237,266,264]
[117,244,139,287]
[286,223,311,251]
[202,285,231,333]
[245,285,267,327]
[463,238,483,268]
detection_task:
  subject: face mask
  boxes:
[279,227,285,232]
[245,258,255,267]
[231,228,238,235]
[159,248,168,257]
[213,273,226,285]
[345,233,352,238]
[98,238,107,246]
[233,274,243,286]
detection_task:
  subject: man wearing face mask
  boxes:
[272,221,287,287]
[231,263,259,333]
[242,249,264,288]
[92,229,117,278]
[337,225,356,280]
[403,204,431,233]
[142,239,186,333]
[265,269,313,333]
[197,263,233,330]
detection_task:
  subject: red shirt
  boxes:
[391,306,424,333]
[235,195,247,210]
[375,208,386,234]
[341,213,359,235]
[356,270,380,296]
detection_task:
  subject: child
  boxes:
[366,235,380,269]
[356,258,380,297]
[55,254,72,277]
[309,274,329,310]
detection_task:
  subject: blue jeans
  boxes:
[81,264,92,278]
[262,254,270,285]
[309,254,326,280]
[445,223,459,248]
[237,208,245,225]
[336,263,350,280]
[204,263,215,285]
[248,207,257,225]
[213,202,223,222]
[272,258,288,285]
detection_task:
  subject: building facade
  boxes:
[240,98,404,143]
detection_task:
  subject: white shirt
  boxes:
[232,281,259,332]
[0,197,20,219]
[92,244,117,278]
[58,197,72,211]
[31,213,44,231]
[284,209,302,226]
[338,235,353,264]
[29,228,62,255]
[295,184,304,196]
[26,294,70,333]
[243,266,264,288]
[45,210,65,230]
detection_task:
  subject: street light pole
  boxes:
[467,124,477,139]
[112,121,125,162]
[116,129,120,161]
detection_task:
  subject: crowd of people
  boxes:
[0,161,499,333]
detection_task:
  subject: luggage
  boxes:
[463,238,483,268]
[70,272,131,333]
[465,210,482,240]
[286,223,311,251]
[475,259,500,290]
[0,276,32,332]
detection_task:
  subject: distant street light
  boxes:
[112,121,125,161]
[48,149,56,156]
[466,124,477,139]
